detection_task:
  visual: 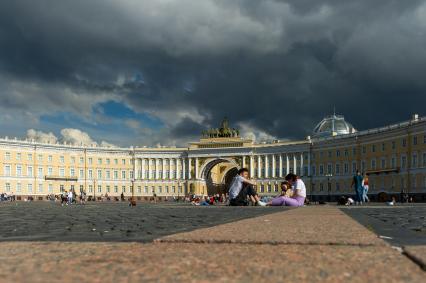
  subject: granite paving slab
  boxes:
[0,242,423,283]
[157,206,385,246]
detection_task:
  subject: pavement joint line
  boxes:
[402,248,426,272]
[153,238,385,247]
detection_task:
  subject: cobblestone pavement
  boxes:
[341,204,426,246]
[0,202,283,242]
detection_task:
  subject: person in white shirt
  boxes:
[229,168,266,206]
[267,173,306,207]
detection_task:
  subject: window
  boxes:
[6,183,11,192]
[97,185,102,193]
[371,159,376,170]
[88,169,93,179]
[424,135,426,144]
[328,151,332,158]
[172,186,176,193]
[344,163,349,174]
[114,171,118,179]
[392,141,396,150]
[27,166,33,177]
[391,157,396,168]
[16,165,22,177]
[38,154,43,162]
[165,186,169,193]
[352,162,357,174]
[60,156,64,163]
[79,169,84,178]
[106,186,110,193]
[17,183,22,193]
[401,156,407,169]
[88,158,93,165]
[352,148,356,156]
[48,167,53,176]
[48,155,53,162]
[362,146,366,154]
[106,158,110,165]
[137,186,141,193]
[413,136,418,145]
[16,153,21,160]
[336,182,340,192]
[267,184,271,193]
[311,165,316,176]
[27,153,32,161]
[114,186,118,193]
[106,170,111,179]
[335,164,340,175]
[59,168,65,177]
[70,168,75,177]
[97,170,102,179]
[381,159,386,169]
[60,185,64,192]
[27,184,33,194]
[79,157,84,164]
[320,183,324,191]
[88,185,93,193]
[319,165,324,175]
[114,159,118,165]
[121,170,126,179]
[423,153,426,166]
[402,139,407,147]
[122,186,126,193]
[122,159,126,165]
[144,186,149,194]
[382,143,385,151]
[344,149,348,157]
[327,164,332,174]
[71,157,75,164]
[48,184,53,193]
[336,150,340,157]
[4,165,11,176]
[130,171,134,179]
[412,153,418,167]
[260,185,265,193]
[372,145,376,153]
[5,152,11,160]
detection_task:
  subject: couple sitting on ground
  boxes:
[228,168,306,207]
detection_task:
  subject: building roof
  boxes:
[313,114,356,137]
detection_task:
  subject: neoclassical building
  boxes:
[1,114,426,201]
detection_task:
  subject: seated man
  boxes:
[229,168,266,206]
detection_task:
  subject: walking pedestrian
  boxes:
[362,174,370,203]
[351,170,364,205]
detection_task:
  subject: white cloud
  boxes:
[237,122,276,142]
[26,128,116,147]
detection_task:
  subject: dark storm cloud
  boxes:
[1,0,426,145]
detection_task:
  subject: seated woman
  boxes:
[267,173,306,207]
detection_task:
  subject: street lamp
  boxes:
[325,173,333,202]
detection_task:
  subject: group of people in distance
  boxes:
[228,168,306,207]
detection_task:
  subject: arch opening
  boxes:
[201,158,239,195]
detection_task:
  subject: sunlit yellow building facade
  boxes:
[1,114,425,201]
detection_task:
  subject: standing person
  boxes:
[228,168,266,206]
[267,174,306,207]
[362,174,370,203]
[67,190,73,205]
[351,170,364,205]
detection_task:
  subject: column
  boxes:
[272,155,276,178]
[286,154,290,175]
[308,152,311,176]
[182,158,186,180]
[155,159,160,180]
[195,158,199,179]
[148,159,153,179]
[265,155,269,178]
[141,158,145,180]
[279,154,283,177]
[257,155,262,178]
[175,158,180,179]
[300,153,304,176]
[293,154,297,175]
[242,156,247,168]
[188,158,192,179]
[162,158,167,179]
[250,156,254,177]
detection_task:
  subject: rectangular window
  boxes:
[106,170,111,179]
[114,159,118,165]
[114,186,118,193]
[16,165,22,177]
[88,158,93,165]
[344,163,349,174]
[382,143,385,151]
[165,186,169,193]
[336,150,340,157]
[327,164,332,174]
[88,185,93,193]
[38,167,43,178]
[70,168,75,177]
[16,183,22,193]
[38,184,43,193]
[371,159,376,170]
[4,165,11,176]
[122,186,126,193]
[423,153,426,166]
[80,157,84,164]
[60,156,64,163]
[402,139,407,147]
[412,154,418,167]
[335,164,340,175]
[48,155,53,162]
[372,145,376,153]
[137,186,141,193]
[97,185,102,193]
[391,157,396,168]
[27,153,32,161]
[6,183,11,192]
[59,168,65,177]
[106,158,110,165]
[106,186,110,193]
[362,146,366,154]
[5,152,11,160]
[413,136,418,145]
[88,169,93,179]
[122,159,126,165]
[401,156,407,169]
[144,186,149,194]
[121,171,126,179]
[79,169,84,178]
[97,170,102,179]
[114,171,118,179]
[158,186,162,193]
[48,184,53,193]
[98,158,102,165]
[319,165,324,175]
[392,141,396,149]
[27,166,33,177]
[48,167,53,176]
[352,162,357,174]
[16,153,21,160]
